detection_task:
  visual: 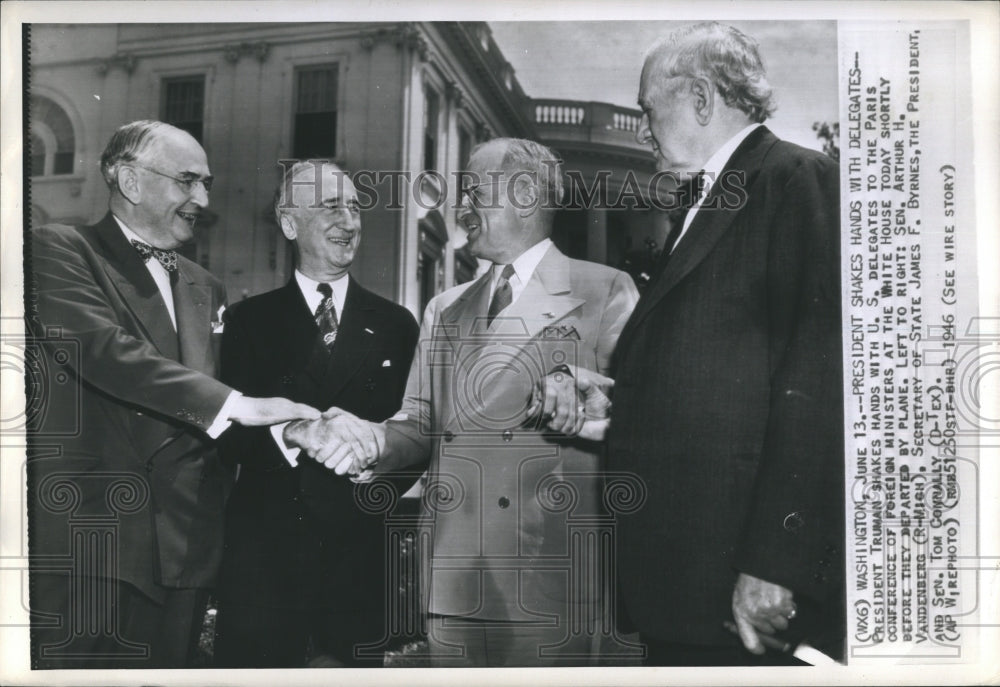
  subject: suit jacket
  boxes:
[377,244,639,621]
[28,213,234,603]
[215,277,418,611]
[609,126,844,646]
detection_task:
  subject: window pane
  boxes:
[296,66,338,113]
[30,132,46,177]
[162,76,206,143]
[293,65,338,158]
[30,96,75,175]
[423,89,439,172]
[293,112,337,158]
[53,152,74,175]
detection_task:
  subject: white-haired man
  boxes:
[609,23,844,665]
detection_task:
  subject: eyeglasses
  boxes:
[462,180,508,205]
[134,165,214,194]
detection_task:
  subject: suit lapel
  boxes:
[490,245,584,341]
[320,277,375,400]
[93,214,180,361]
[621,127,777,342]
[441,271,492,342]
[173,262,213,373]
[444,246,584,431]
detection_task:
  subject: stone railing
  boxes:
[528,99,649,153]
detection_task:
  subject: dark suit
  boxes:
[28,214,234,668]
[609,127,844,659]
[212,277,419,667]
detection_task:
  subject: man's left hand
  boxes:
[527,367,615,437]
[731,572,796,654]
[528,367,582,435]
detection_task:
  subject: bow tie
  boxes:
[131,239,179,273]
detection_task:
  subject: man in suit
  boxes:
[211,160,419,668]
[28,120,319,669]
[608,23,844,665]
[288,138,639,666]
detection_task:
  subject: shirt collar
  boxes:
[295,269,349,314]
[112,215,146,246]
[700,123,762,191]
[494,237,553,286]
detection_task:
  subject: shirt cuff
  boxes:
[205,390,241,439]
[270,422,301,467]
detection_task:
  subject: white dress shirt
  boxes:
[113,216,238,438]
[114,217,178,329]
[294,269,349,320]
[673,123,762,251]
[270,271,351,466]
[488,237,553,308]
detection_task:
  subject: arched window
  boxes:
[29,95,76,176]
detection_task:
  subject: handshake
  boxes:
[282,366,617,477]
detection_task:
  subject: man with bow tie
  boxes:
[28,120,319,668]
[211,160,419,667]
[287,138,639,666]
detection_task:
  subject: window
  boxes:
[458,126,472,171]
[423,87,440,172]
[417,217,447,313]
[293,64,338,159]
[29,95,75,176]
[454,244,476,285]
[161,76,206,142]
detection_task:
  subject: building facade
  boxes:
[28,22,657,316]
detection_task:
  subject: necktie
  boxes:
[315,283,339,349]
[487,264,515,325]
[655,171,704,273]
[130,239,179,273]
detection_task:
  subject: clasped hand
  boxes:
[526,367,614,441]
[283,407,385,478]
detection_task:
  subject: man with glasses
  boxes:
[28,120,318,668]
[286,138,639,666]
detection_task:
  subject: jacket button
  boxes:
[813,572,827,583]
[281,375,293,385]
[365,378,376,391]
[502,430,513,443]
[783,512,804,532]
[443,431,455,443]
[819,558,830,568]
[498,496,510,509]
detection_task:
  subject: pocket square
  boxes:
[541,324,580,340]
[211,304,226,333]
[382,359,392,367]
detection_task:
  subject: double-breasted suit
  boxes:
[212,276,418,666]
[609,126,844,651]
[377,245,638,628]
[28,214,235,665]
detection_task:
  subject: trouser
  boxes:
[31,572,207,669]
[642,636,808,666]
[426,613,604,667]
[213,602,386,668]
